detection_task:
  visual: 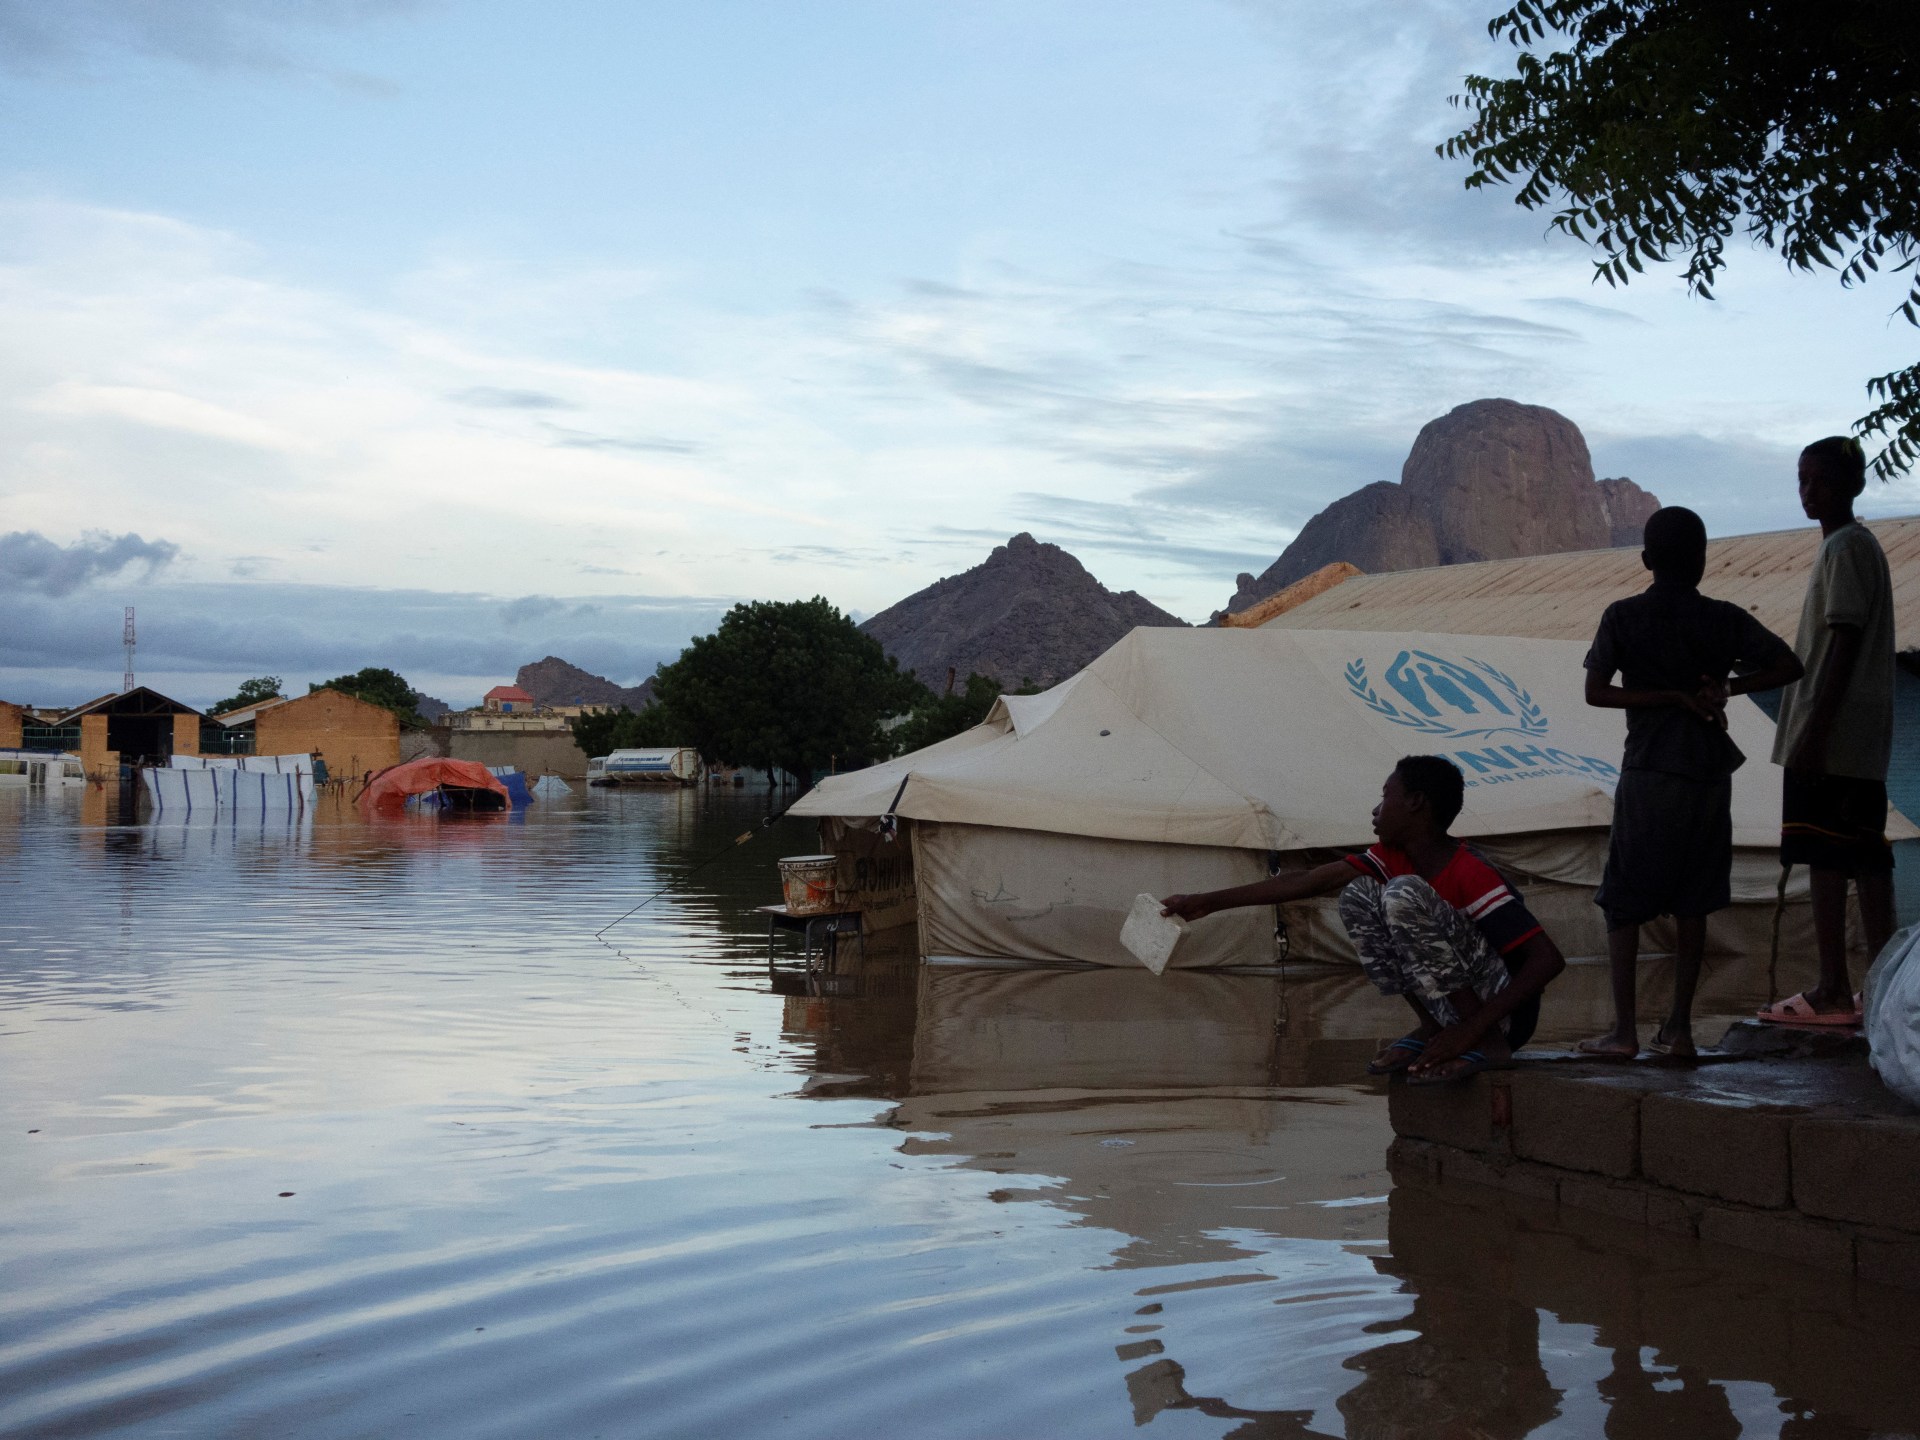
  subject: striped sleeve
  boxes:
[1459,860,1543,955]
[1344,848,1389,883]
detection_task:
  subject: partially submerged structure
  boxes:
[794,625,1909,968]
[56,687,203,776]
[358,758,511,815]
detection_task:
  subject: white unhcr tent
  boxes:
[794,627,1913,968]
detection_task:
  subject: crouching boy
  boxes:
[1161,755,1565,1083]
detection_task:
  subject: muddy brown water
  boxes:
[2,785,1915,1437]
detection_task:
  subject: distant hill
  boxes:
[1218,398,1660,618]
[515,655,652,710]
[860,532,1188,691]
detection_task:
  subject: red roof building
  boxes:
[483,685,538,714]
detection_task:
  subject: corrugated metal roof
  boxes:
[1265,516,1920,648]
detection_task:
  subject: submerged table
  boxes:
[756,904,862,973]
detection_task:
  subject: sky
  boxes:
[3,0,1917,709]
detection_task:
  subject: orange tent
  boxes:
[357,757,512,815]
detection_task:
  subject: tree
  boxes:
[571,701,679,758]
[1443,2,1920,474]
[210,675,282,715]
[313,666,425,725]
[650,597,922,783]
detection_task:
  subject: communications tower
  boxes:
[122,607,136,693]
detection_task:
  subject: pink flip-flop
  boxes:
[1755,992,1862,1027]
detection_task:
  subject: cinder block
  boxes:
[1388,1072,1508,1156]
[1855,1231,1920,1292]
[1386,1136,1443,1186]
[1509,1069,1641,1178]
[1792,1117,1920,1233]
[1442,1147,1559,1202]
[1557,1172,1649,1226]
[1645,1190,1701,1237]
[1641,1093,1793,1208]
[1697,1205,1854,1272]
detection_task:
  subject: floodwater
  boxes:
[2,784,1917,1439]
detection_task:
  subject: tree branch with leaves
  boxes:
[1443,0,1920,474]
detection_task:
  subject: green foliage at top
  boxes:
[571,701,679,758]
[312,666,425,726]
[1443,1,1920,474]
[888,673,1039,757]
[210,675,282,716]
[645,597,922,782]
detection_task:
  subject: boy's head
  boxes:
[1640,505,1707,586]
[1799,436,1868,520]
[1373,754,1464,847]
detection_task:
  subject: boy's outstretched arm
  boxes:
[1411,930,1567,1072]
[1161,859,1356,922]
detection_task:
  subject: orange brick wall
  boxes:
[0,702,21,749]
[171,713,199,758]
[79,715,116,778]
[255,690,400,779]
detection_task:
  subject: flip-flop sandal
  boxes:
[1406,1050,1514,1086]
[1366,1036,1427,1076]
[1755,992,1862,1027]
[1645,1029,1698,1061]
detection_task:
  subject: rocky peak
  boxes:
[515,655,651,710]
[1219,399,1661,617]
[861,535,1188,690]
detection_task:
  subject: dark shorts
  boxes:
[1595,768,1732,929]
[1780,768,1893,877]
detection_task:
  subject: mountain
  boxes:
[1219,398,1661,618]
[515,656,652,709]
[861,533,1188,691]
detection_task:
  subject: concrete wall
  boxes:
[0,702,21,749]
[449,728,588,778]
[255,689,400,780]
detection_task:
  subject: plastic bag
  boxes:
[1865,921,1920,1108]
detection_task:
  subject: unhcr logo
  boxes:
[1344,649,1619,790]
[1344,650,1545,740]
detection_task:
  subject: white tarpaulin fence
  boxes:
[796,627,1916,968]
[146,754,316,813]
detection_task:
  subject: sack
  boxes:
[1865,922,1920,1108]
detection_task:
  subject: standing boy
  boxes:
[1162,755,1565,1083]
[1761,437,1897,1023]
[1578,507,1803,1059]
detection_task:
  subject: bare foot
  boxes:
[1367,1029,1437,1076]
[1576,1033,1639,1061]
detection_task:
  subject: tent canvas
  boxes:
[358,758,511,815]
[795,626,1915,968]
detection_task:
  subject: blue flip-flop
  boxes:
[1366,1035,1427,1076]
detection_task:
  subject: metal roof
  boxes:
[1264,516,1920,649]
[55,686,202,723]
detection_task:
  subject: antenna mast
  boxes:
[122,606,136,693]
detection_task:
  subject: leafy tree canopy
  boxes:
[1444,1,1920,473]
[571,701,679,758]
[210,675,282,715]
[649,597,923,782]
[313,667,424,725]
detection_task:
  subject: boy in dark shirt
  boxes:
[1162,754,1565,1083]
[1579,507,1803,1058]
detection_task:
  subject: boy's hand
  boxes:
[1160,893,1212,922]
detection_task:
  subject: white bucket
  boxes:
[778,854,840,916]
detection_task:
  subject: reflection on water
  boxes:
[1,785,1915,1438]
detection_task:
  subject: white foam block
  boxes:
[1119,893,1185,976]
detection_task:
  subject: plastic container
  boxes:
[778,855,840,916]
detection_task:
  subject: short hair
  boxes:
[1642,505,1707,576]
[1802,435,1868,497]
[1395,754,1465,829]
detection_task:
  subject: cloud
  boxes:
[449,386,575,411]
[0,530,179,597]
[0,579,732,710]
[0,0,421,78]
